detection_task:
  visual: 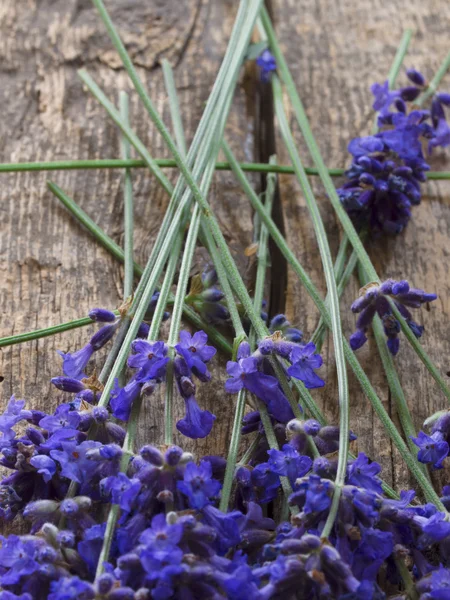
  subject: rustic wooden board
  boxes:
[0,0,449,496]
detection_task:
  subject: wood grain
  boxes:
[0,0,449,497]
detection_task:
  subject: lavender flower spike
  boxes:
[350,278,437,355]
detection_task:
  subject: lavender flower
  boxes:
[350,279,437,355]
[57,323,118,379]
[287,343,324,389]
[256,49,277,82]
[336,71,450,235]
[411,430,449,469]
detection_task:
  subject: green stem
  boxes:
[237,434,262,466]
[312,235,349,351]
[119,91,134,299]
[222,137,443,508]
[162,59,188,158]
[417,49,450,106]
[0,314,115,348]
[394,555,419,600]
[261,6,450,407]
[1,158,450,180]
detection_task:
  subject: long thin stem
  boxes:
[119,91,134,299]
[261,7,450,407]
[1,156,449,178]
[0,314,116,348]
[162,59,188,158]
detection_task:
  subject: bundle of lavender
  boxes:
[1,1,450,599]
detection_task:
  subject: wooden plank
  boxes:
[1,0,449,500]
[271,0,450,490]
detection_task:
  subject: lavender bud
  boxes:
[166,512,178,525]
[136,322,150,338]
[59,499,80,516]
[400,86,421,101]
[431,98,446,127]
[140,445,164,466]
[97,573,115,595]
[76,389,95,405]
[73,496,92,511]
[157,490,174,504]
[141,381,158,397]
[406,68,426,86]
[117,552,141,570]
[105,422,126,444]
[280,535,321,554]
[179,452,194,465]
[303,419,322,436]
[92,406,109,423]
[90,324,117,351]
[437,92,450,106]
[318,425,340,441]
[359,172,375,186]
[26,427,46,446]
[89,308,117,323]
[164,445,183,466]
[237,341,251,360]
[51,377,85,393]
[286,419,304,435]
[40,522,59,543]
[135,589,151,600]
[201,266,218,288]
[23,500,59,519]
[394,97,407,113]
[201,288,224,302]
[37,545,58,563]
[270,314,288,329]
[258,338,274,355]
[178,376,196,399]
[57,530,76,548]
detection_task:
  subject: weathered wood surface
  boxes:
[0,0,449,495]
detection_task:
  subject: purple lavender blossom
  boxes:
[128,339,169,383]
[287,343,324,389]
[175,330,216,379]
[411,430,449,469]
[350,279,437,355]
[267,444,312,485]
[256,49,277,82]
[176,395,216,439]
[57,323,117,379]
[177,461,221,509]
